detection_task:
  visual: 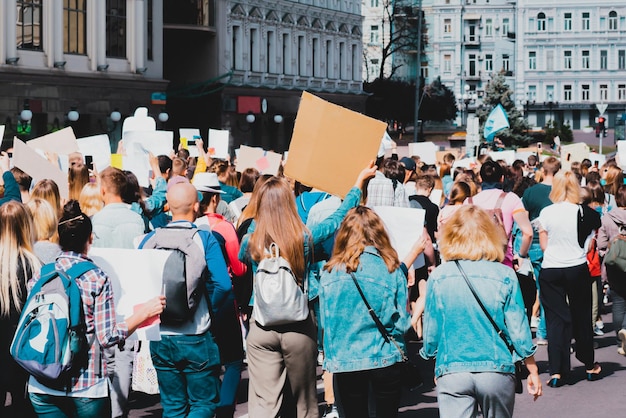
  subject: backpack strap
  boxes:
[494,191,507,210]
[64,261,98,330]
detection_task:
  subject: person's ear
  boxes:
[193,201,200,213]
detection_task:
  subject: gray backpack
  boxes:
[141,225,209,324]
[253,243,309,327]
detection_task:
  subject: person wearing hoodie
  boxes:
[596,184,626,355]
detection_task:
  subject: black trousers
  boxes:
[539,263,595,375]
[335,362,403,418]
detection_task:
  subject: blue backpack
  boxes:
[10,261,97,390]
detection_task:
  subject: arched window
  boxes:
[537,12,546,31]
[609,11,618,31]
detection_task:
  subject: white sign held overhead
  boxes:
[596,103,608,115]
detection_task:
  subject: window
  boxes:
[370,0,378,7]
[485,54,493,71]
[620,50,626,70]
[444,18,451,35]
[469,54,477,76]
[16,0,43,50]
[546,50,554,71]
[564,12,572,31]
[485,18,493,36]
[619,84,626,101]
[326,40,333,78]
[564,50,572,69]
[250,28,259,71]
[502,18,509,35]
[537,12,546,31]
[267,30,276,73]
[600,84,608,101]
[232,26,242,70]
[64,0,87,54]
[528,85,537,101]
[443,54,451,73]
[582,12,590,30]
[370,25,379,43]
[339,42,346,79]
[298,35,306,76]
[601,50,607,70]
[147,0,153,60]
[609,11,618,30]
[563,85,572,101]
[582,50,590,69]
[529,51,536,70]
[312,38,319,77]
[283,34,291,75]
[106,0,126,58]
[502,54,510,72]
[582,84,590,101]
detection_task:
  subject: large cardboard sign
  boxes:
[77,134,111,171]
[374,206,426,269]
[208,129,230,160]
[236,145,282,175]
[89,248,168,340]
[408,142,438,165]
[27,127,79,155]
[560,142,589,171]
[13,138,69,199]
[284,92,386,198]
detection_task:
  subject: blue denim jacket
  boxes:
[239,186,362,302]
[420,259,536,378]
[320,247,410,373]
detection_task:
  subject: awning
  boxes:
[463,14,481,20]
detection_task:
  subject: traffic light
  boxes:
[598,116,606,138]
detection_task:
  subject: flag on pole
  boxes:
[483,104,510,143]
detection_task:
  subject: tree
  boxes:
[475,72,532,147]
[419,77,457,122]
[363,0,427,82]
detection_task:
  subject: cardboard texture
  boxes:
[27,127,79,155]
[436,149,462,165]
[284,91,386,198]
[179,128,201,157]
[77,134,111,171]
[208,129,230,160]
[236,145,282,175]
[560,142,589,171]
[408,142,438,164]
[13,137,69,199]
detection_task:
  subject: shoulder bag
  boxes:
[350,273,423,391]
[454,260,524,393]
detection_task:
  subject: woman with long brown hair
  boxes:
[239,164,376,417]
[320,206,426,417]
[0,201,41,415]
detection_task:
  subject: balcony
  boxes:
[463,35,481,47]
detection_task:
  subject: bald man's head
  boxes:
[167,182,198,220]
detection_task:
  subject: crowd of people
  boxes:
[0,134,623,417]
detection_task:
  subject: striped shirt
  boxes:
[28,251,129,393]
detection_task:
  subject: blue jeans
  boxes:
[150,332,221,418]
[528,242,547,339]
[437,372,516,418]
[612,293,626,344]
[29,393,109,418]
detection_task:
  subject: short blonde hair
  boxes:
[78,182,104,217]
[549,170,580,204]
[438,205,506,262]
[25,198,58,242]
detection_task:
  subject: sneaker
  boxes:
[530,316,540,329]
[323,404,339,418]
[618,347,626,356]
[536,338,548,346]
[317,351,324,366]
[596,320,604,330]
[594,326,605,336]
[619,329,626,355]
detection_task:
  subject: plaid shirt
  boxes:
[28,251,129,392]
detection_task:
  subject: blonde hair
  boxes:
[438,205,506,262]
[78,182,104,217]
[68,163,90,201]
[0,201,41,317]
[549,170,581,204]
[325,206,400,273]
[31,179,62,219]
[25,198,58,242]
[248,176,308,280]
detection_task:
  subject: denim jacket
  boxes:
[420,259,536,378]
[320,247,410,373]
[239,186,362,303]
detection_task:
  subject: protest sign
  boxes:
[618,141,626,171]
[560,142,589,171]
[77,134,111,171]
[489,150,516,166]
[27,127,79,155]
[179,128,201,157]
[373,206,426,269]
[123,107,156,136]
[89,248,168,340]
[284,91,385,198]
[408,142,438,165]
[208,129,230,160]
[13,138,69,199]
[588,152,606,169]
[123,131,173,187]
[236,145,282,175]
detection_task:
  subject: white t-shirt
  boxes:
[538,201,587,268]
